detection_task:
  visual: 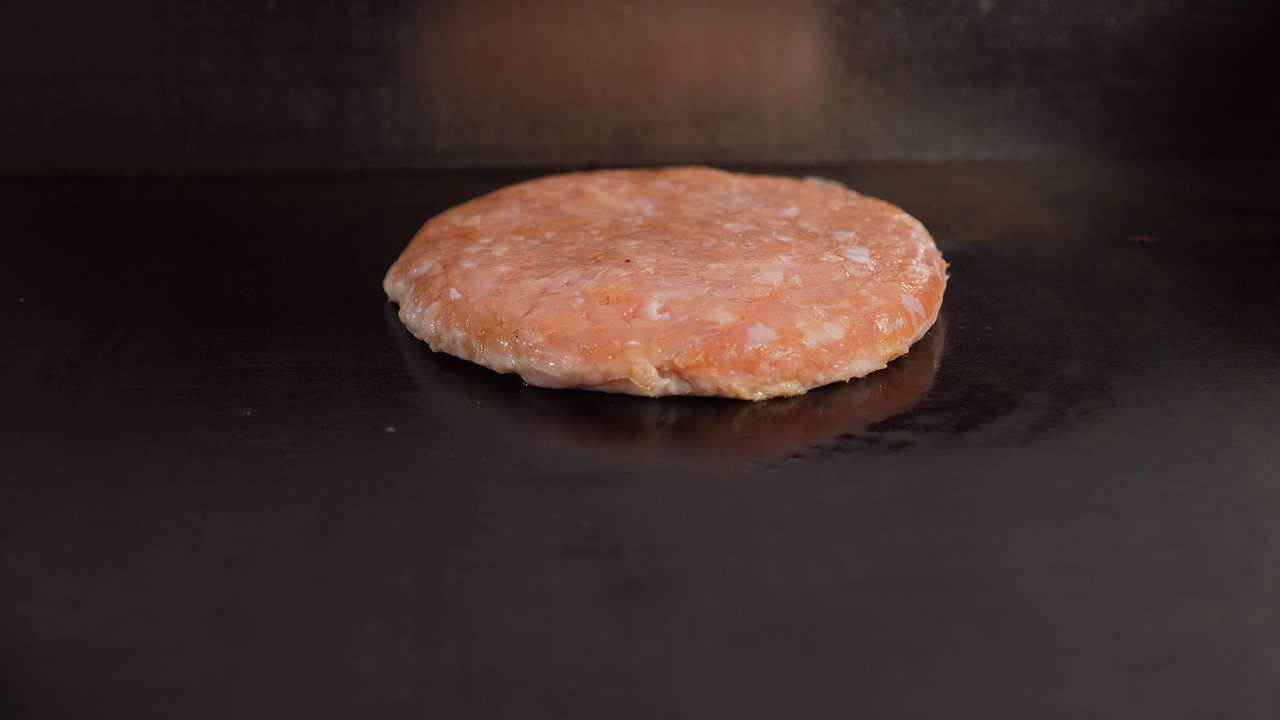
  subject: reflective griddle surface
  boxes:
[3,162,1279,718]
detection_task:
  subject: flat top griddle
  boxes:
[2,161,1279,718]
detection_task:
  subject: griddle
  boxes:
[3,161,1279,718]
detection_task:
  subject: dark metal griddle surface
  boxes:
[3,162,1280,718]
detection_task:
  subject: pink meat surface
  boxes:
[385,167,947,400]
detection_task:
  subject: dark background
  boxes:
[2,0,1278,174]
[4,2,1280,719]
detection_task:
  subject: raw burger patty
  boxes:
[384,167,947,400]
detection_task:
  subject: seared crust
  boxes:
[385,167,947,400]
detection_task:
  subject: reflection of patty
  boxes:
[390,308,945,462]
[384,167,947,400]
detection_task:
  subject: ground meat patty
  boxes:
[384,167,947,400]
